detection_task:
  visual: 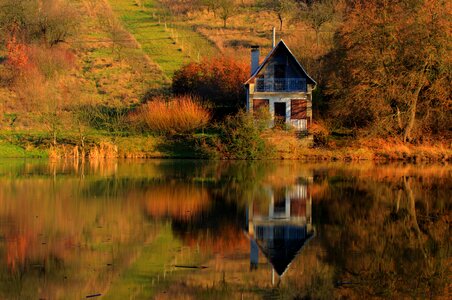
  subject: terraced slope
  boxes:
[108,0,217,78]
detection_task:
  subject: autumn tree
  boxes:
[199,0,221,16]
[301,0,336,47]
[5,33,29,71]
[0,0,78,46]
[326,0,451,142]
[172,56,249,110]
[218,0,237,28]
[259,0,298,30]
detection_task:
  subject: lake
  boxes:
[0,159,450,299]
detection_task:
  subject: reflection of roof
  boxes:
[254,224,314,276]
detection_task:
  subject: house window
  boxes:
[274,64,286,78]
[274,64,286,91]
[291,99,307,119]
[253,99,269,114]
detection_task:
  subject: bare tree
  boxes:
[260,0,297,30]
[199,0,220,16]
[0,0,79,46]
[301,0,336,47]
[106,18,129,61]
[218,0,236,28]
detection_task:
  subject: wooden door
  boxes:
[291,99,307,119]
[253,99,269,114]
[274,102,286,128]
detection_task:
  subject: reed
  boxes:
[133,95,210,135]
[88,141,118,159]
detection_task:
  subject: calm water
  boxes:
[0,159,450,299]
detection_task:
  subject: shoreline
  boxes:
[0,132,450,162]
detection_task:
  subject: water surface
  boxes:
[0,159,450,299]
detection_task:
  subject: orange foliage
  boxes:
[27,45,76,77]
[6,234,29,272]
[327,0,451,139]
[132,95,210,134]
[181,225,249,255]
[172,56,249,109]
[6,34,29,71]
[142,185,210,220]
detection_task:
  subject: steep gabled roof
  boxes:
[253,225,315,277]
[245,40,317,86]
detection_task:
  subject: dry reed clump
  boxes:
[48,145,85,161]
[133,95,210,134]
[88,141,118,159]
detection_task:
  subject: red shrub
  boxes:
[6,35,29,71]
[172,56,250,110]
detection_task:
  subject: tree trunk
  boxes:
[396,106,403,130]
[278,15,283,31]
[403,177,429,261]
[53,130,57,147]
[315,29,319,47]
[402,82,423,143]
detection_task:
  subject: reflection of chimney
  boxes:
[250,239,259,271]
[250,46,260,75]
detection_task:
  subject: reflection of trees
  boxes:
[0,173,157,299]
[317,173,451,299]
[0,160,449,299]
[141,184,210,221]
[209,161,276,206]
[171,195,247,255]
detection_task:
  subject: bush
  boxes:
[310,121,330,148]
[77,105,132,134]
[27,45,76,79]
[132,95,210,135]
[1,0,79,46]
[218,110,273,159]
[172,56,249,110]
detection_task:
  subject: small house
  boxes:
[245,40,316,131]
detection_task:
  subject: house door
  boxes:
[274,102,286,128]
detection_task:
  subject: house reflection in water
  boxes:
[246,179,315,282]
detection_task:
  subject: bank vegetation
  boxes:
[0,0,450,161]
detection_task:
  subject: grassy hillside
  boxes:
[0,0,169,128]
[0,0,448,161]
[73,0,169,104]
[108,0,217,78]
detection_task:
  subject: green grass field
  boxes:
[108,0,217,78]
[0,140,47,158]
[74,1,169,104]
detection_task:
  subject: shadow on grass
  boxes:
[154,135,209,159]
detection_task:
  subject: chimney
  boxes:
[250,45,260,75]
[272,27,276,48]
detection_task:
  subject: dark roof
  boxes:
[254,224,315,277]
[245,40,317,86]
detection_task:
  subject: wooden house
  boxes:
[245,40,317,131]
